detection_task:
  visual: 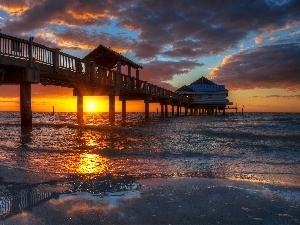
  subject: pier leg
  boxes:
[185,107,188,116]
[177,105,180,116]
[109,94,115,124]
[165,104,168,117]
[77,94,84,124]
[171,104,174,117]
[160,103,164,117]
[144,100,149,119]
[20,82,32,129]
[122,100,126,121]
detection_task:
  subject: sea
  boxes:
[0,112,300,222]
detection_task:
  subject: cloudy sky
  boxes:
[0,0,299,112]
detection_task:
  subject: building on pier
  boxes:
[176,77,233,115]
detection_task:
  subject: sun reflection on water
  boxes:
[76,153,108,174]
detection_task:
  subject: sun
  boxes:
[85,99,98,112]
[87,101,96,112]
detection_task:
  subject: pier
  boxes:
[0,33,190,128]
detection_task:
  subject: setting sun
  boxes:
[87,100,96,112]
[83,97,104,112]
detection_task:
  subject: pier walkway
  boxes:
[0,33,189,128]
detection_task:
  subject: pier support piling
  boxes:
[160,103,164,117]
[20,82,32,129]
[122,100,126,121]
[171,104,174,116]
[109,94,115,124]
[165,104,168,117]
[77,94,84,124]
[144,100,149,119]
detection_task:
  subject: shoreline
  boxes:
[1,164,300,224]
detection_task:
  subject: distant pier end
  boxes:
[176,77,233,115]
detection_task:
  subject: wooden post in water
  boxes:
[122,100,126,121]
[177,105,180,116]
[165,104,168,117]
[171,103,174,116]
[160,103,164,117]
[77,94,84,124]
[109,94,115,124]
[20,82,32,129]
[144,100,149,119]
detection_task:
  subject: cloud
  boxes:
[210,43,300,90]
[1,0,119,34]
[250,95,300,99]
[254,37,264,44]
[0,0,31,15]
[2,0,299,59]
[118,0,300,59]
[141,60,204,90]
[51,28,135,52]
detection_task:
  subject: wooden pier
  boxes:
[0,33,190,128]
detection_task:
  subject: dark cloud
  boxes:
[133,41,161,59]
[162,40,209,58]
[1,0,118,34]
[52,28,136,52]
[210,43,300,90]
[141,60,204,90]
[2,0,299,59]
[118,0,300,58]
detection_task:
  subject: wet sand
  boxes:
[1,165,300,225]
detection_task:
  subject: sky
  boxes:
[0,0,299,112]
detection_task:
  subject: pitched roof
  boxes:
[191,76,216,85]
[176,85,194,92]
[83,44,143,69]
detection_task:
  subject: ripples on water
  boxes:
[0,112,299,186]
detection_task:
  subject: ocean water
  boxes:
[0,112,300,222]
[0,112,299,184]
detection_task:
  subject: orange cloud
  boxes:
[0,0,29,15]
[254,37,264,44]
[66,9,107,22]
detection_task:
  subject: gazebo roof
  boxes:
[83,44,143,69]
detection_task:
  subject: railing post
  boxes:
[144,81,148,93]
[28,38,33,68]
[131,77,135,91]
[76,58,82,73]
[136,69,139,88]
[53,48,60,72]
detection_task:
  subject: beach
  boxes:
[1,112,300,224]
[1,164,300,225]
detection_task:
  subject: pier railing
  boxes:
[0,33,187,104]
